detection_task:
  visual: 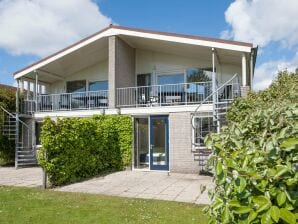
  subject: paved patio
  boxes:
[0,167,43,187]
[0,167,213,204]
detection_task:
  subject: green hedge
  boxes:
[0,134,15,166]
[37,115,132,186]
[0,88,16,165]
[205,72,298,223]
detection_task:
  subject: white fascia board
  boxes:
[111,28,252,53]
[34,104,213,119]
[14,29,115,80]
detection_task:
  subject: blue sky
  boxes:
[0,0,297,90]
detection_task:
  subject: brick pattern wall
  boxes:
[240,86,250,97]
[108,36,135,108]
[169,112,199,173]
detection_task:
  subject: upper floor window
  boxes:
[157,73,184,85]
[88,80,108,91]
[157,73,184,93]
[66,80,86,93]
[186,68,212,83]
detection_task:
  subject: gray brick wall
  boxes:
[108,36,135,108]
[169,112,199,173]
[240,86,250,97]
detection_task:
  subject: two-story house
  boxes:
[4,25,257,172]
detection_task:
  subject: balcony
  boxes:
[116,82,213,108]
[116,80,241,108]
[20,80,240,114]
[22,90,108,114]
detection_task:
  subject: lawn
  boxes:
[0,186,208,224]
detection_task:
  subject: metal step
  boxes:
[18,163,38,167]
[17,158,37,163]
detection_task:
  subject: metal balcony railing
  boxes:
[22,90,109,113]
[116,82,213,107]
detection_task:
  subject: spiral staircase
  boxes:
[191,74,240,173]
[1,106,36,168]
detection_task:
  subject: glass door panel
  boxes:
[134,118,149,169]
[150,116,169,170]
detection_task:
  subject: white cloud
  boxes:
[253,53,298,90]
[222,0,298,47]
[0,0,112,57]
[222,0,298,90]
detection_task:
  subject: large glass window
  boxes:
[186,68,212,101]
[137,74,151,87]
[186,68,212,83]
[157,73,184,95]
[88,80,108,91]
[157,73,184,85]
[66,80,86,93]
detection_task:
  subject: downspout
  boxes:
[211,48,218,132]
[15,79,20,169]
[34,70,39,112]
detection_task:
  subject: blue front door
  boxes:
[150,116,169,171]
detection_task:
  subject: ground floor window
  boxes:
[35,122,43,145]
[192,116,213,147]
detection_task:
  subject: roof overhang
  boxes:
[14,25,254,80]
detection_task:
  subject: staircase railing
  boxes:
[190,74,240,174]
[191,73,239,128]
[0,106,35,167]
[1,106,30,129]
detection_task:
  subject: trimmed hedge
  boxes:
[37,115,132,186]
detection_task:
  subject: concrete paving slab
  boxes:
[0,167,43,188]
[0,167,213,204]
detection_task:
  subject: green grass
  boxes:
[0,186,208,224]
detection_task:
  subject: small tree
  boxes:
[205,71,298,224]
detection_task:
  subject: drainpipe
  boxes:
[250,51,254,89]
[15,79,20,169]
[34,70,39,112]
[211,48,218,132]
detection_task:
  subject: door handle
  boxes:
[150,144,154,150]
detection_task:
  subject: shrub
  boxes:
[0,134,15,165]
[37,115,132,186]
[205,71,298,224]
[0,87,16,165]
[0,88,16,112]
[227,71,298,123]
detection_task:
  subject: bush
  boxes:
[37,115,132,186]
[0,88,16,112]
[0,87,16,165]
[205,71,298,224]
[227,71,298,123]
[0,134,15,165]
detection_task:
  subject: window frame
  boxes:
[192,115,214,149]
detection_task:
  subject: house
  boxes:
[5,25,257,171]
